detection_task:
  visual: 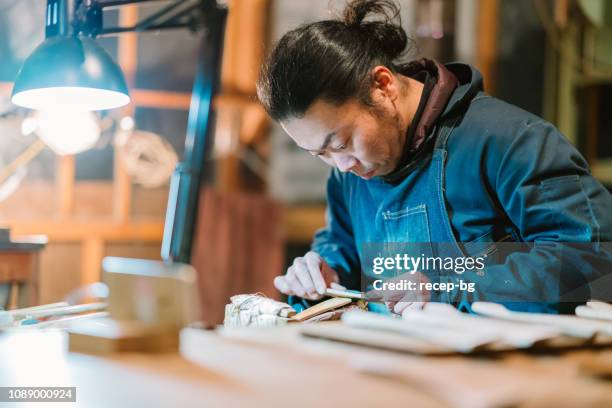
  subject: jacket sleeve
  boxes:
[469,121,612,312]
[311,169,361,290]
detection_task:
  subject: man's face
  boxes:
[281,97,406,180]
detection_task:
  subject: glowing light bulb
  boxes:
[120,116,135,131]
[35,110,101,155]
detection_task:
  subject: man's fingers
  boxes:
[292,259,319,298]
[393,301,412,315]
[276,253,341,300]
[285,268,306,297]
[320,258,340,285]
[401,302,426,317]
[304,252,326,294]
[274,275,291,295]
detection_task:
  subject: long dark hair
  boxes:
[257,0,414,121]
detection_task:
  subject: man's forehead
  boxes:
[280,116,335,150]
[280,100,354,148]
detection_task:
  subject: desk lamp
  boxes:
[11,0,228,263]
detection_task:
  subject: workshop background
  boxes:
[0,0,610,324]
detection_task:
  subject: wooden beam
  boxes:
[131,89,192,110]
[221,0,239,92]
[56,155,76,218]
[118,6,139,87]
[113,5,140,223]
[80,237,105,285]
[476,0,499,94]
[234,0,269,94]
[8,220,164,242]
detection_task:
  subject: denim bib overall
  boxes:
[352,116,473,312]
[290,118,473,314]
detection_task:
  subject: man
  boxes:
[256,0,612,314]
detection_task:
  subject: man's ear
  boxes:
[370,65,398,103]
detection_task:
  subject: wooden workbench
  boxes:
[1,323,611,407]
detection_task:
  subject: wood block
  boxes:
[102,257,200,327]
[68,317,179,354]
[291,297,351,322]
[301,323,455,355]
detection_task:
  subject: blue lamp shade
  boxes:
[11,36,130,111]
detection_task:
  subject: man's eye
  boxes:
[335,143,347,150]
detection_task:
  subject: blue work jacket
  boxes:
[311,63,612,314]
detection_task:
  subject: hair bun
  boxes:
[343,0,400,27]
[342,0,408,60]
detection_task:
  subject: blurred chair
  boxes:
[191,188,285,325]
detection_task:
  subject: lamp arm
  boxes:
[161,2,228,263]
[68,0,227,263]
[100,0,201,35]
[74,0,203,37]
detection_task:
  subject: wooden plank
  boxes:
[476,0,499,94]
[8,220,164,242]
[221,0,239,92]
[56,155,76,218]
[113,5,139,223]
[80,237,105,285]
[131,89,191,110]
[118,5,138,87]
[234,0,269,94]
[291,297,351,322]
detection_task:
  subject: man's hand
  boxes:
[274,251,340,300]
[366,271,430,315]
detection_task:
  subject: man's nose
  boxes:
[333,153,357,173]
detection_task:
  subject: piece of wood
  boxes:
[588,300,612,311]
[576,305,612,322]
[68,317,179,354]
[301,323,455,355]
[472,302,612,338]
[291,297,351,322]
[408,303,563,349]
[13,302,106,319]
[342,311,496,353]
